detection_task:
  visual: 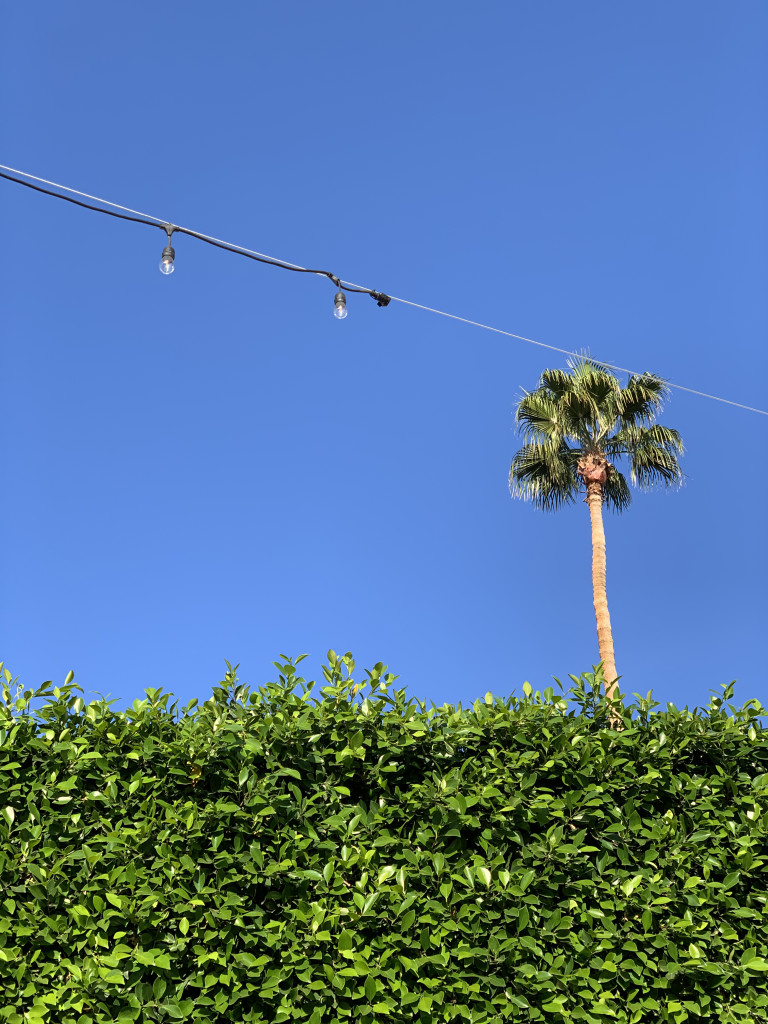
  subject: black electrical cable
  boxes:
[171,225,341,283]
[172,227,376,292]
[0,170,391,305]
[0,171,162,230]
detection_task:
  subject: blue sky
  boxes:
[2,2,766,712]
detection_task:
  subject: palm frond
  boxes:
[616,373,671,427]
[571,360,621,410]
[623,424,684,489]
[565,355,614,377]
[515,389,566,444]
[602,468,632,513]
[539,368,577,402]
[509,441,579,511]
[561,359,621,441]
[603,422,683,458]
[643,423,684,454]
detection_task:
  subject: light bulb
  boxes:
[159,244,175,275]
[333,290,348,319]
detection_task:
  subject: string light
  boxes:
[159,227,176,275]
[0,165,765,417]
[159,245,175,275]
[0,169,388,315]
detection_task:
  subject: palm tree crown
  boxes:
[509,358,684,510]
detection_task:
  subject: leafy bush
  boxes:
[0,655,766,1024]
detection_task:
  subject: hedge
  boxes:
[0,653,766,1023]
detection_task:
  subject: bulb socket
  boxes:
[161,245,176,264]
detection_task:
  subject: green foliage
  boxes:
[0,656,766,1023]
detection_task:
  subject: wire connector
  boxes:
[369,291,391,307]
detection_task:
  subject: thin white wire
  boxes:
[2,165,766,417]
[387,298,768,416]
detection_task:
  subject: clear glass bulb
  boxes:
[333,303,348,320]
[333,290,348,319]
[159,244,176,275]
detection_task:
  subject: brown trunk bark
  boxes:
[585,480,619,703]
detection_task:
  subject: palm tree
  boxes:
[509,357,683,705]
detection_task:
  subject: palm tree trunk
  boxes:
[585,481,619,701]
